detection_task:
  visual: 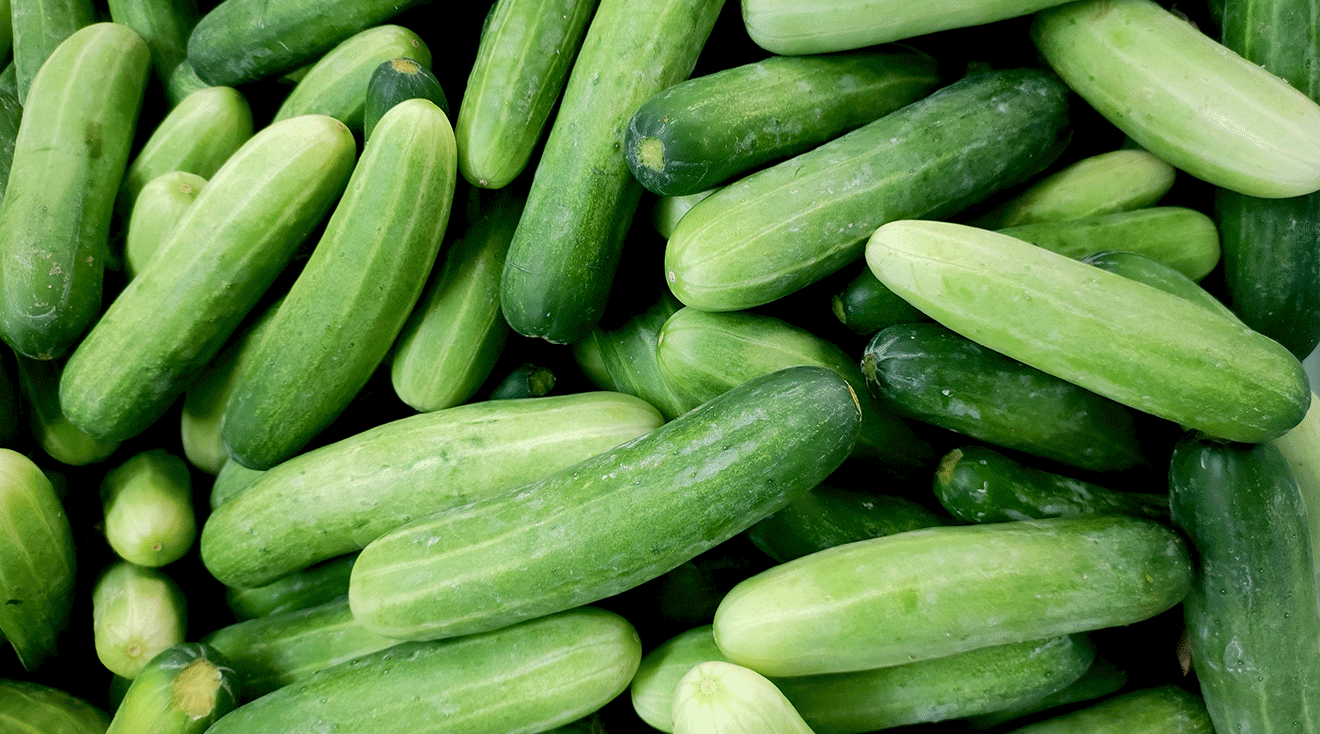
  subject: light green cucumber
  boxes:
[572,291,689,421]
[14,355,120,466]
[865,219,1310,443]
[456,0,598,189]
[1032,0,1320,198]
[10,0,95,102]
[0,22,151,360]
[91,561,187,679]
[58,114,356,443]
[105,643,240,734]
[124,171,207,279]
[106,0,199,84]
[673,661,815,734]
[0,679,110,733]
[1002,685,1214,734]
[202,391,663,589]
[0,448,76,670]
[272,25,431,133]
[100,449,196,567]
[224,552,356,620]
[654,188,718,239]
[207,458,265,510]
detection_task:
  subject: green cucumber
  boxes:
[389,190,520,413]
[499,0,723,343]
[865,220,1310,443]
[220,98,456,470]
[100,449,196,567]
[0,64,23,207]
[664,68,1070,313]
[831,264,931,337]
[0,448,76,670]
[571,291,687,421]
[654,188,718,239]
[964,657,1129,730]
[363,57,448,139]
[0,0,12,63]
[1002,685,1214,734]
[272,25,431,133]
[224,553,356,620]
[0,679,110,733]
[933,445,1169,524]
[1081,250,1239,322]
[204,607,642,734]
[350,366,861,642]
[487,363,556,400]
[124,171,207,279]
[624,49,940,197]
[106,0,199,84]
[672,661,815,734]
[0,23,151,360]
[58,114,356,443]
[655,307,934,470]
[165,60,208,105]
[1031,0,1320,198]
[91,561,188,679]
[10,0,95,102]
[14,355,121,465]
[454,0,598,189]
[106,643,240,734]
[207,459,264,510]
[712,515,1192,677]
[1272,392,1320,579]
[202,391,663,589]
[862,321,1148,472]
[1168,435,1320,733]
[745,486,946,564]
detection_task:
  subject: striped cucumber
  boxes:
[91,561,187,679]
[124,171,207,279]
[10,0,95,102]
[100,449,196,567]
[105,643,239,734]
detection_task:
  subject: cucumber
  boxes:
[654,188,718,239]
[1031,0,1320,198]
[91,561,188,680]
[204,607,642,734]
[0,23,151,360]
[207,459,264,510]
[349,366,861,642]
[14,354,121,466]
[1168,434,1320,734]
[499,0,723,344]
[0,448,76,670]
[100,449,196,567]
[224,553,356,620]
[672,661,815,734]
[624,49,941,197]
[106,643,240,734]
[58,114,356,443]
[363,57,448,139]
[664,68,1070,313]
[933,445,1169,524]
[1271,392,1320,579]
[454,0,598,189]
[201,391,663,589]
[272,25,432,133]
[1080,250,1239,323]
[712,515,1192,677]
[219,98,456,470]
[10,0,95,102]
[572,291,689,421]
[1002,685,1214,734]
[865,220,1310,443]
[124,171,207,279]
[831,264,931,337]
[106,0,199,84]
[745,486,946,564]
[964,656,1129,730]
[0,64,23,207]
[165,60,208,105]
[487,363,556,400]
[862,321,1149,472]
[0,679,110,733]
[389,190,520,413]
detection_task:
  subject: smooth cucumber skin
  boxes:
[456,0,598,189]
[349,367,861,642]
[1004,685,1214,734]
[1169,436,1320,734]
[574,291,689,421]
[0,23,151,360]
[866,220,1310,443]
[124,171,207,279]
[10,0,95,102]
[224,552,355,620]
[712,515,1192,677]
[363,57,449,138]
[672,661,815,734]
[100,449,196,567]
[202,391,663,589]
[1081,250,1239,323]
[106,0,198,84]
[0,679,110,733]
[58,115,356,443]
[499,0,723,344]
[624,50,940,197]
[664,68,1070,313]
[1032,0,1320,198]
[204,607,642,734]
[832,264,930,336]
[91,561,188,679]
[106,643,239,734]
[746,487,946,564]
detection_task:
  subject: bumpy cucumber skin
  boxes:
[124,171,207,279]
[205,607,642,734]
[747,487,946,564]
[10,0,95,102]
[363,58,449,138]
[1004,685,1214,734]
[91,561,188,679]
[0,448,77,671]
[456,0,598,189]
[58,115,356,443]
[0,23,151,360]
[866,220,1310,443]
[672,661,815,734]
[1169,436,1320,734]
[203,391,663,589]
[0,679,110,733]
[625,50,940,197]
[1032,0,1320,199]
[713,515,1192,677]
[224,553,356,620]
[106,643,239,734]
[500,0,724,344]
[664,68,1070,313]
[349,367,861,642]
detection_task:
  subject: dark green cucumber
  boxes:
[106,0,199,84]
[664,67,1070,313]
[0,679,110,733]
[487,363,556,400]
[746,485,946,563]
[0,448,77,671]
[1168,435,1320,734]
[100,449,196,567]
[224,553,356,620]
[106,643,239,734]
[624,49,940,197]
[933,445,1169,524]
[58,114,356,442]
[10,0,95,102]
[862,321,1148,472]
[571,291,688,421]
[124,171,207,279]
[91,560,187,679]
[455,0,598,189]
[349,366,861,641]
[14,355,121,466]
[831,263,931,336]
[0,349,17,448]
[499,0,723,343]
[204,607,642,734]
[1002,685,1214,734]
[0,23,151,360]
[1081,250,1239,323]
[202,391,663,589]
[363,57,448,138]
[165,59,208,105]
[0,64,22,207]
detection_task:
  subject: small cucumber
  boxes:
[672,661,815,734]
[14,355,121,466]
[106,643,240,734]
[486,363,556,400]
[1031,0,1320,198]
[746,486,946,564]
[1002,685,1214,734]
[100,449,196,567]
[224,553,356,620]
[865,220,1310,443]
[831,264,931,337]
[124,171,207,279]
[363,57,448,139]
[91,561,187,680]
[106,0,199,84]
[0,679,110,733]
[10,0,95,102]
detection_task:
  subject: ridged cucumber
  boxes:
[91,561,187,679]
[0,679,109,733]
[363,57,448,138]
[672,661,815,734]
[100,449,196,567]
[105,643,239,734]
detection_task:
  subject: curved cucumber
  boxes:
[224,553,356,620]
[106,643,240,734]
[0,679,109,733]
[363,57,448,138]
[91,561,188,679]
[672,661,815,734]
[100,449,196,567]
[124,171,207,279]
[1003,685,1214,734]
[865,220,1310,443]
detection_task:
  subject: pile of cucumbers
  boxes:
[0,0,1318,732]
